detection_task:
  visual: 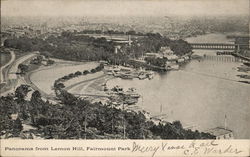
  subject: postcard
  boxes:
[0,0,249,156]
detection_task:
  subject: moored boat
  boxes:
[120,74,134,79]
[147,71,154,80]
[124,88,140,98]
[124,97,138,105]
[138,73,147,80]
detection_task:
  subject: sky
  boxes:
[1,0,249,17]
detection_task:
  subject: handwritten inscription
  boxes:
[131,140,243,157]
[184,140,243,156]
[131,142,185,157]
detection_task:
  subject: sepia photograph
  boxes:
[0,0,250,156]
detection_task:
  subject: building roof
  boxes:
[166,55,178,60]
[205,127,233,136]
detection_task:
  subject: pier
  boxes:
[72,93,110,98]
[127,59,166,71]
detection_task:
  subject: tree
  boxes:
[54,82,65,90]
[83,70,89,75]
[74,71,82,76]
[90,69,97,73]
[47,59,55,65]
[30,90,44,124]
[18,64,29,74]
[12,117,23,136]
[57,90,77,105]
[15,85,31,102]
[170,39,192,56]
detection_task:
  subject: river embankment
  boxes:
[106,33,250,139]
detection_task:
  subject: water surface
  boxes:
[107,34,250,138]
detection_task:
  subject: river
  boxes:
[106,33,250,139]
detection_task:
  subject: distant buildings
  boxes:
[159,46,178,60]
[144,46,178,60]
[1,25,62,40]
[235,36,250,50]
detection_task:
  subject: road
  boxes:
[0,52,38,96]
[0,51,16,83]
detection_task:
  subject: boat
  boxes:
[120,74,134,79]
[111,86,123,93]
[107,72,113,75]
[124,98,138,105]
[124,88,140,98]
[166,64,179,70]
[171,64,179,70]
[113,72,122,77]
[138,73,147,80]
[146,71,154,80]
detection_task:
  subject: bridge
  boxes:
[190,43,250,50]
[72,93,110,98]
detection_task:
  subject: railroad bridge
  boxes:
[190,43,249,50]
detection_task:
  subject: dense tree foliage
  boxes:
[0,85,215,139]
[4,31,192,65]
[169,39,192,56]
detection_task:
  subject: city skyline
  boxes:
[1,0,249,17]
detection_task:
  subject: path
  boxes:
[0,52,38,96]
[64,74,107,91]
[0,51,15,83]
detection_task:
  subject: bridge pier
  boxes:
[203,54,248,63]
[191,43,249,50]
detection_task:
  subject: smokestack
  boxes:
[224,114,227,129]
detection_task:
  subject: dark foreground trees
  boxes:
[0,85,215,139]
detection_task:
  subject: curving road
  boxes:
[0,52,38,96]
[0,51,16,83]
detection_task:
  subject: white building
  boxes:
[159,46,174,57]
[145,53,161,58]
[205,127,234,139]
[159,46,178,61]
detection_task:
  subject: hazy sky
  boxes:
[1,0,249,17]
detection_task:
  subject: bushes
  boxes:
[53,64,104,91]
[95,63,104,71]
[83,70,90,75]
[74,71,82,76]
[90,69,97,73]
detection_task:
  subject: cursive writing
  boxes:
[131,142,185,157]
[131,142,160,157]
[204,145,243,155]
[184,140,243,156]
